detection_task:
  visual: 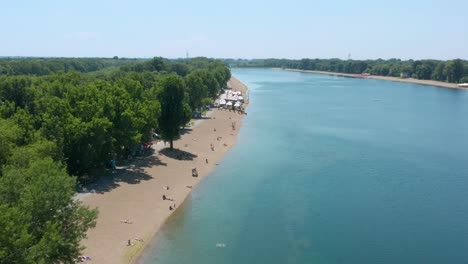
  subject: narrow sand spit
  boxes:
[277,68,466,90]
[79,77,248,264]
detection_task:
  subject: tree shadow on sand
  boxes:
[180,127,193,136]
[160,148,197,161]
[78,155,167,194]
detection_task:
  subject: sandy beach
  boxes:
[79,77,249,264]
[278,68,467,90]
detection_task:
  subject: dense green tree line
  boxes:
[0,57,140,76]
[0,57,230,262]
[225,58,468,83]
[0,57,230,178]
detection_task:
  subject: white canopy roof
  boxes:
[226,101,233,106]
[219,99,226,105]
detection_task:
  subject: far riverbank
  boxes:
[275,68,467,90]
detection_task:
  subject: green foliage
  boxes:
[181,103,192,127]
[0,158,98,263]
[158,74,186,149]
[0,118,22,170]
[8,139,60,169]
[0,56,230,262]
[0,57,140,76]
[0,57,229,176]
[0,76,35,109]
[184,71,208,111]
[225,58,468,83]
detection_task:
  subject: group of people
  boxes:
[162,186,176,210]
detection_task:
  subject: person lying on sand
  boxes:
[78,256,91,262]
[163,194,175,201]
[186,185,192,188]
[120,219,133,224]
[134,238,144,242]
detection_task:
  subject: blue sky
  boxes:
[1,0,467,60]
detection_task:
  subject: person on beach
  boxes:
[169,205,173,211]
[127,239,132,246]
[206,158,208,164]
[162,194,166,200]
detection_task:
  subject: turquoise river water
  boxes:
[138,68,468,264]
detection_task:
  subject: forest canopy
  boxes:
[0,57,231,262]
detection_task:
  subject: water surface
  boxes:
[139,68,468,264]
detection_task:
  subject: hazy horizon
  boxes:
[2,0,467,60]
[1,56,467,62]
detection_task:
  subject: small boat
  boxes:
[457,83,468,88]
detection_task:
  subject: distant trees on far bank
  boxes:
[225,58,468,83]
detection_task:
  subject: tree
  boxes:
[184,71,208,112]
[451,59,464,83]
[0,158,98,263]
[197,70,219,98]
[432,62,446,81]
[0,118,22,171]
[157,74,186,149]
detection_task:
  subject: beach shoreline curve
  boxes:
[274,68,467,90]
[80,76,249,264]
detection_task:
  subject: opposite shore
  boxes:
[275,68,468,90]
[79,77,249,264]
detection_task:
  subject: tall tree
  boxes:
[0,158,98,263]
[184,71,208,111]
[158,74,186,149]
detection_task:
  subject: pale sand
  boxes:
[277,68,467,90]
[80,77,248,264]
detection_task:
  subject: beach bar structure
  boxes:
[215,90,244,110]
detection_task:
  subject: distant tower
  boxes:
[348,53,352,60]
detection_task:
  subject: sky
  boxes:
[1,0,467,60]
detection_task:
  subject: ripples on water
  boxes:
[138,69,468,264]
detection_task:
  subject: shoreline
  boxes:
[80,77,249,264]
[274,68,467,90]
